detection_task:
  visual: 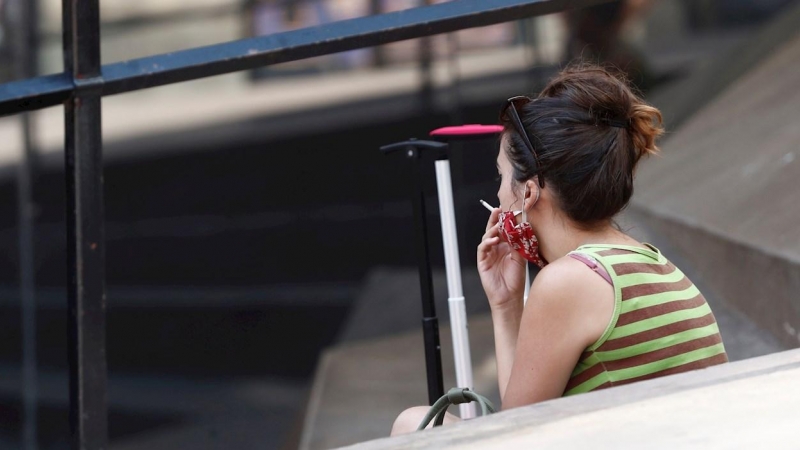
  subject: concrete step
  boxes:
[342,348,800,449]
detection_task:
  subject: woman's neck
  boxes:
[536,218,637,263]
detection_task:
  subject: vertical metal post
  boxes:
[63,0,107,449]
[12,0,40,448]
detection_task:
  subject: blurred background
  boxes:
[0,0,797,448]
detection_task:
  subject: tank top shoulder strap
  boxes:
[568,243,663,285]
[573,243,664,263]
[568,252,612,285]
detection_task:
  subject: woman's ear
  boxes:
[524,178,541,210]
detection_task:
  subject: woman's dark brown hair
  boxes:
[501,63,663,228]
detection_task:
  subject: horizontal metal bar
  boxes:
[0,73,72,115]
[0,0,612,116]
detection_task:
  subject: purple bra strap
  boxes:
[569,253,613,285]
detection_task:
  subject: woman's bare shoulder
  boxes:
[532,254,609,296]
[528,255,615,346]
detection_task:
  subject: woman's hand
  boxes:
[477,208,527,311]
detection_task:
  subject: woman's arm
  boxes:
[501,258,614,408]
[491,301,523,400]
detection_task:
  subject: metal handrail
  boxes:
[0,0,613,116]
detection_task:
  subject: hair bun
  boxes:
[628,103,663,161]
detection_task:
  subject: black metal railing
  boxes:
[0,0,613,448]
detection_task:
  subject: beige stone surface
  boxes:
[340,348,800,449]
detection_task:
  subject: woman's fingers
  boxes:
[477,236,500,263]
[481,221,500,242]
[479,236,500,248]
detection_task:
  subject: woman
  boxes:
[391,64,728,435]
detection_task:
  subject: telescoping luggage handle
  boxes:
[380,125,502,419]
[380,138,449,407]
[427,124,502,419]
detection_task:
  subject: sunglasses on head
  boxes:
[500,96,545,189]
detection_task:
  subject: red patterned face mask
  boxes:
[498,210,547,268]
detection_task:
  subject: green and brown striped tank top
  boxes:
[563,243,728,396]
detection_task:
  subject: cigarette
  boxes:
[479,199,495,212]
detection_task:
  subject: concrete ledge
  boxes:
[341,348,800,449]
